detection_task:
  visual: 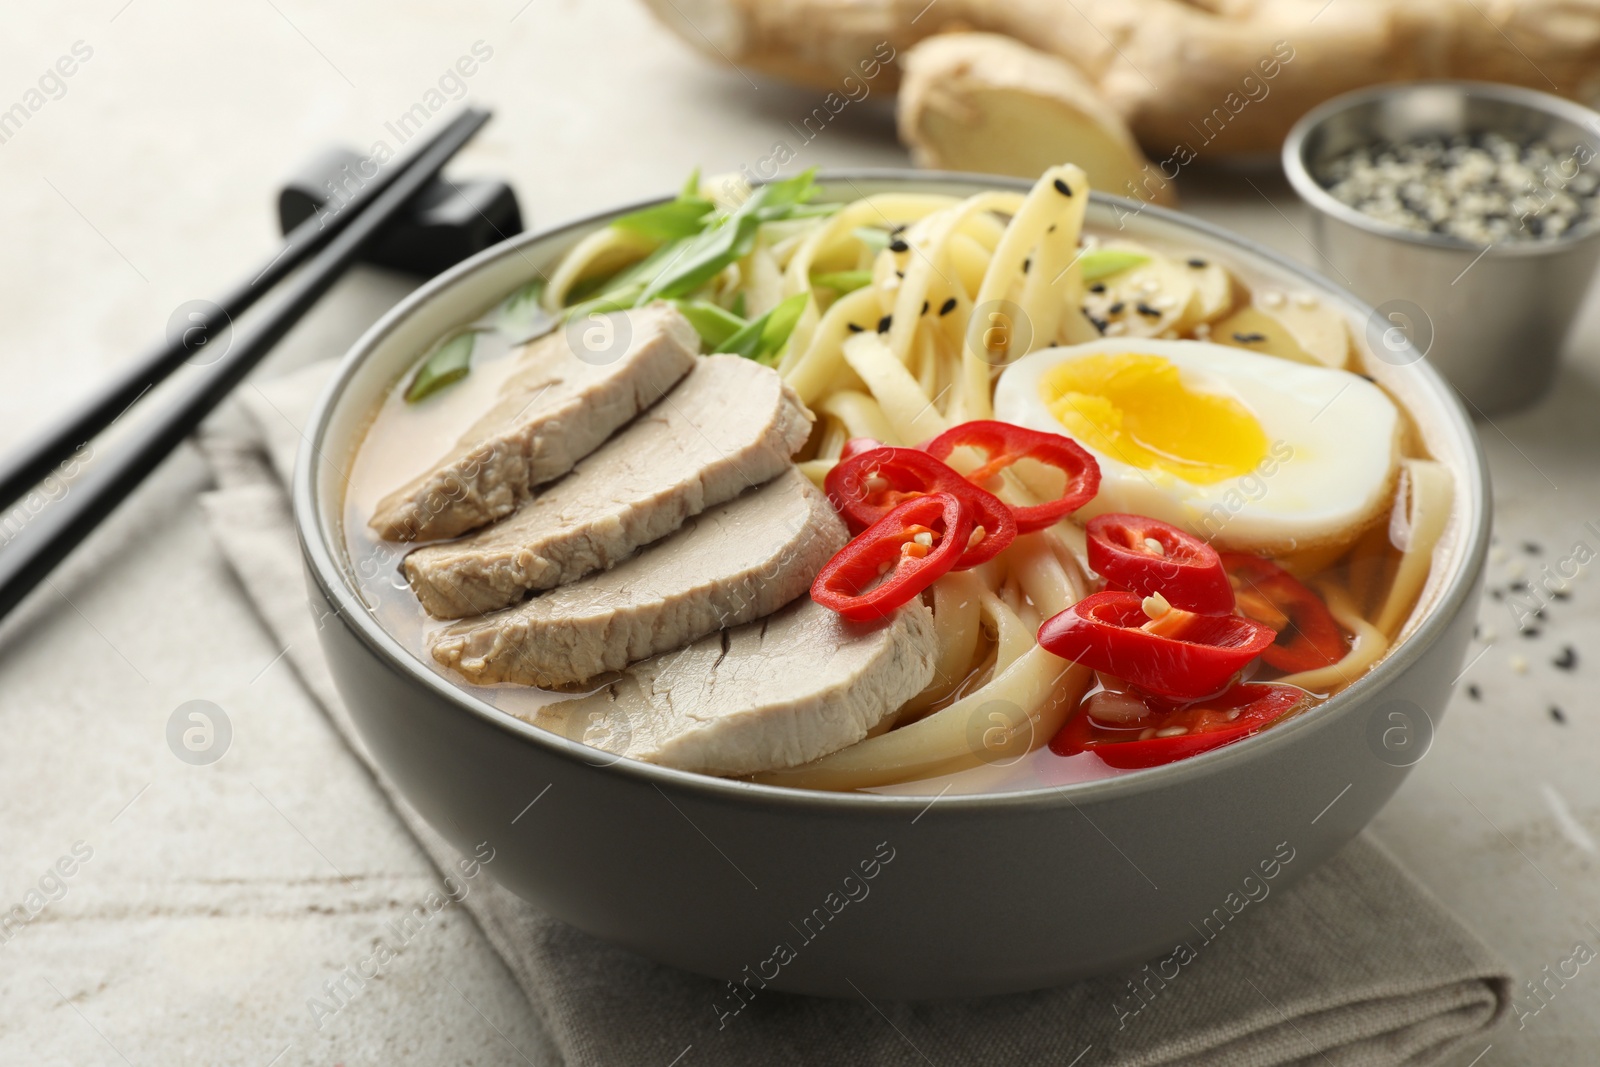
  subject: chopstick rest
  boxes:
[279,146,522,276]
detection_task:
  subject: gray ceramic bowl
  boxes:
[295,172,1490,999]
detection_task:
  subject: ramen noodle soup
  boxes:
[342,166,1452,795]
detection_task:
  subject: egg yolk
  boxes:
[1041,352,1268,484]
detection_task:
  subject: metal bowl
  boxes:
[1284,80,1600,416]
[294,172,1490,999]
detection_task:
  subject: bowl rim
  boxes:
[1282,79,1600,255]
[294,168,1492,813]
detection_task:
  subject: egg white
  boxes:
[992,338,1401,554]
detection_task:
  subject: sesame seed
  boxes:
[847,323,864,333]
[1022,257,1032,273]
[1233,331,1268,344]
[1089,283,1107,293]
[1187,257,1207,268]
[876,315,892,333]
[939,297,957,316]
[1467,683,1482,700]
[1108,301,1126,315]
[1554,645,1578,670]
[1551,705,1568,724]
[889,238,910,253]
[921,300,929,315]
[1155,726,1188,737]
[1088,314,1109,334]
[1135,302,1162,318]
[1053,177,1074,196]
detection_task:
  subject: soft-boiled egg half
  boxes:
[992,338,1400,554]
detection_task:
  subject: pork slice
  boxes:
[526,598,938,777]
[429,469,847,687]
[405,354,813,618]
[369,305,698,542]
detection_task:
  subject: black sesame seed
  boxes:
[921,300,930,315]
[1553,589,1573,601]
[1551,705,1568,724]
[889,238,910,253]
[1136,302,1162,318]
[890,224,907,236]
[1522,627,1542,639]
[1554,645,1578,670]
[847,323,864,333]
[1233,331,1269,343]
[1108,301,1126,315]
[1510,580,1530,592]
[1467,683,1482,700]
[1489,589,1504,601]
[939,297,957,316]
[896,270,905,278]
[1187,257,1208,268]
[1023,257,1032,274]
[1088,314,1110,335]
[876,315,892,333]
[1048,224,1057,233]
[1523,541,1542,553]
[1358,373,1376,382]
[1053,177,1074,197]
[1473,623,1482,639]
[1089,283,1107,294]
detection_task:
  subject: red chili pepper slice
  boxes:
[811,492,972,622]
[923,420,1100,534]
[1219,553,1348,673]
[839,436,883,461]
[1036,590,1277,700]
[1086,513,1234,615]
[1049,683,1310,768]
[824,446,1016,569]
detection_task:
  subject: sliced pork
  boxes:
[369,305,698,542]
[405,354,813,618]
[430,469,846,687]
[527,598,938,776]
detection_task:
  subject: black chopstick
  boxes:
[0,107,492,622]
[0,109,486,518]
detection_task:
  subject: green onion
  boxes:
[717,292,809,364]
[495,278,553,343]
[638,169,821,304]
[611,196,715,242]
[1080,248,1150,282]
[854,227,891,253]
[405,329,477,403]
[673,300,747,349]
[810,270,872,295]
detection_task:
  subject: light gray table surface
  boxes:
[0,2,1595,1064]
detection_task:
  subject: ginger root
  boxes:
[638,0,1600,199]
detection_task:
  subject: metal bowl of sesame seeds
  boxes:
[1284,81,1600,415]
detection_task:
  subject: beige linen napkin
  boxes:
[196,361,1512,1067]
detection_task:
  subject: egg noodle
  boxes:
[536,166,1451,791]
